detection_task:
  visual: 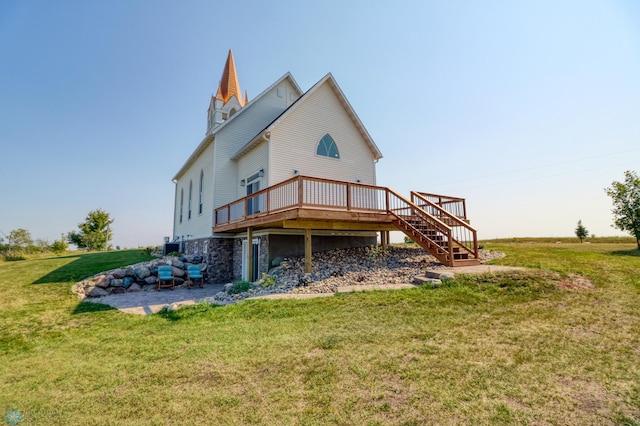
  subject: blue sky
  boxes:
[1,0,639,247]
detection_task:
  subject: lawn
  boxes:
[1,243,639,425]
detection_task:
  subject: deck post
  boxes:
[247,227,253,281]
[304,228,312,274]
[380,231,387,250]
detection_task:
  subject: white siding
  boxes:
[173,142,214,240]
[213,79,298,210]
[269,81,377,187]
[237,141,269,197]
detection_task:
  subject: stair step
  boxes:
[452,259,481,267]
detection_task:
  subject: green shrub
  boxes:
[261,273,276,288]
[228,280,252,294]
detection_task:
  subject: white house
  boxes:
[172,50,480,282]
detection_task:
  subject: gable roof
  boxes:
[172,72,303,181]
[231,73,383,161]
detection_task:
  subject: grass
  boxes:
[1,243,639,424]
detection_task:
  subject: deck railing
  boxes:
[215,176,388,227]
[214,175,478,265]
[414,192,467,219]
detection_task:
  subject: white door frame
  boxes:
[241,238,260,281]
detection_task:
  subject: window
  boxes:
[316,134,340,159]
[188,180,193,220]
[198,170,204,215]
[179,189,184,223]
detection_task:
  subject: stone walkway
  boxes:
[85,284,226,315]
[84,264,524,315]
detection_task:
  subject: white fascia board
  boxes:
[172,134,214,182]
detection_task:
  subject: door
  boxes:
[241,238,260,282]
[246,180,261,216]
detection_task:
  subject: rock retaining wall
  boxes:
[73,255,207,298]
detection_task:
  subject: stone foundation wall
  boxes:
[179,237,235,283]
[207,238,234,283]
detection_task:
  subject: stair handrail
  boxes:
[387,188,452,233]
[411,191,478,259]
[410,192,476,232]
[386,188,455,264]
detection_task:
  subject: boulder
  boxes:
[127,283,142,293]
[166,302,181,312]
[144,276,158,285]
[224,283,233,292]
[134,266,151,280]
[110,287,126,295]
[110,278,124,287]
[112,269,126,279]
[94,275,110,289]
[125,267,136,277]
[171,258,185,269]
[123,277,134,289]
[171,266,185,278]
[174,277,185,286]
[85,286,108,298]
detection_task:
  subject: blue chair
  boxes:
[187,265,204,289]
[157,265,175,291]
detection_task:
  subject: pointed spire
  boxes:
[217,49,245,107]
[215,81,223,102]
[244,90,249,106]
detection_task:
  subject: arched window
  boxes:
[316,134,340,159]
[179,189,184,223]
[188,180,193,220]
[198,170,204,215]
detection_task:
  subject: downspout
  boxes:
[171,178,177,241]
[262,131,270,184]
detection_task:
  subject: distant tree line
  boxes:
[1,209,114,260]
[0,229,68,260]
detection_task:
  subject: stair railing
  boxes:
[411,192,478,260]
[386,188,455,265]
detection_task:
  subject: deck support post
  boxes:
[304,228,312,274]
[247,227,253,281]
[382,231,391,250]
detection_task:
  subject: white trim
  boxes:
[230,73,382,162]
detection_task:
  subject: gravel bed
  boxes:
[208,246,505,303]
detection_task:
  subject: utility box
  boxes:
[163,243,179,255]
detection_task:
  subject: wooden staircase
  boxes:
[387,190,480,267]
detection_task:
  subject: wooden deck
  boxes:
[214,175,479,267]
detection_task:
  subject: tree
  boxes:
[50,234,68,255]
[68,209,114,251]
[605,170,640,250]
[575,220,588,243]
[34,238,51,254]
[8,228,33,252]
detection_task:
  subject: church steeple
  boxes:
[216,49,245,107]
[207,49,248,134]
